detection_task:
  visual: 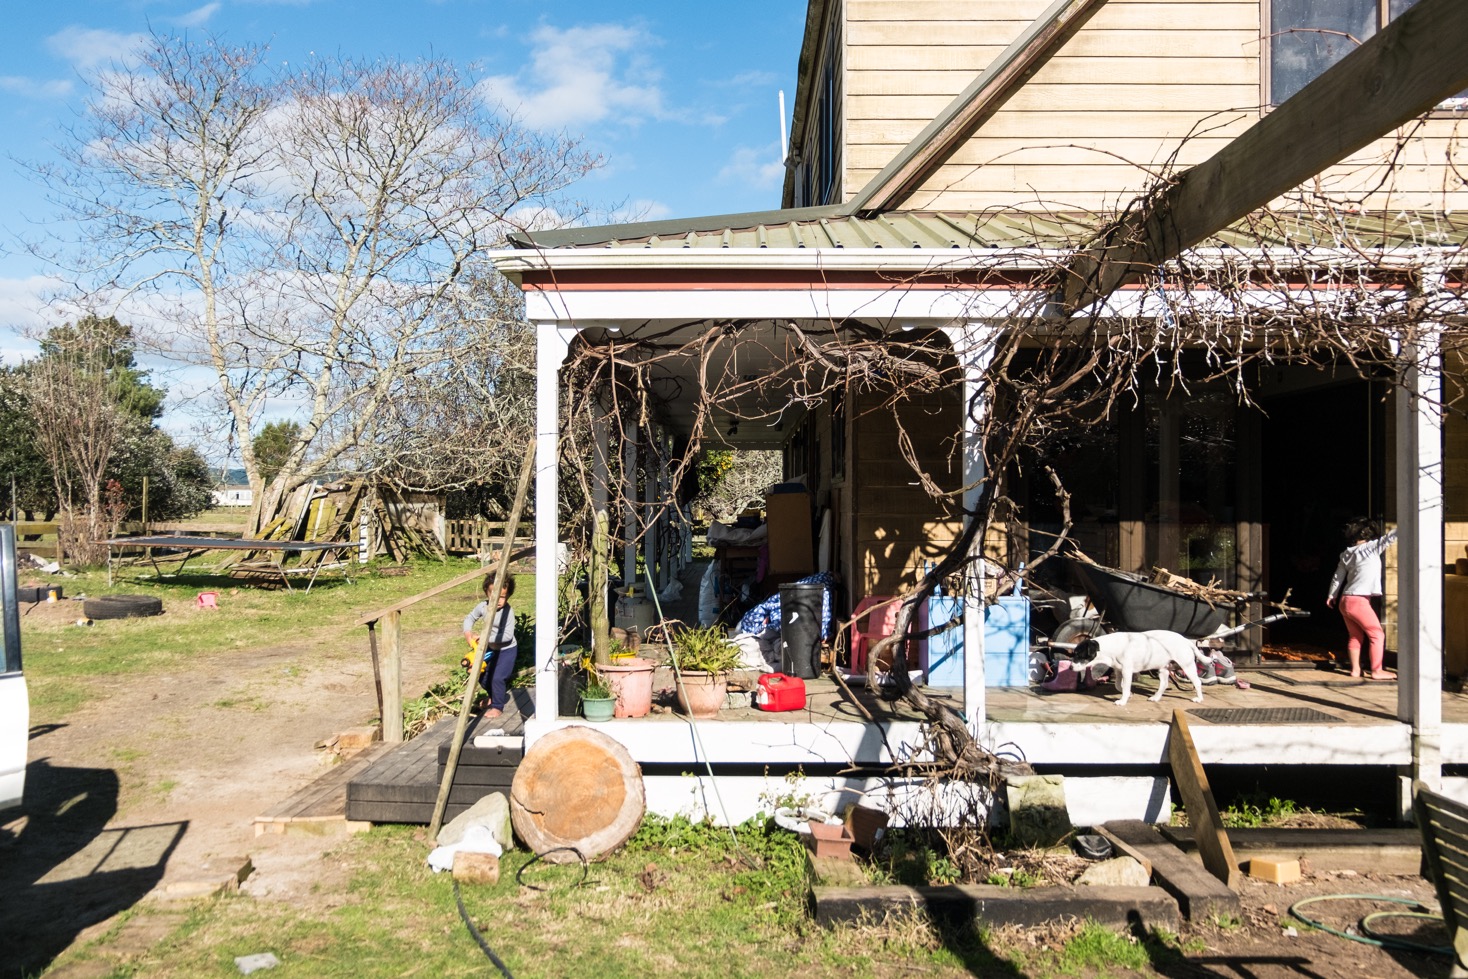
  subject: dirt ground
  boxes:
[0,594,1458,978]
[0,592,451,979]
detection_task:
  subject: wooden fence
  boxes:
[444,518,531,557]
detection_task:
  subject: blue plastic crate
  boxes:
[925,595,1030,687]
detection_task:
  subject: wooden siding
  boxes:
[841,0,1468,213]
[1448,350,1468,567]
[848,385,964,597]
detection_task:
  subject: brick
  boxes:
[1247,857,1302,884]
[452,851,500,885]
[337,727,381,750]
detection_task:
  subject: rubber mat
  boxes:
[1187,706,1340,724]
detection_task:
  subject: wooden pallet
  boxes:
[253,742,393,836]
[346,691,530,825]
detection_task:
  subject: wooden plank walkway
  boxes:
[253,742,393,837]
[346,689,532,825]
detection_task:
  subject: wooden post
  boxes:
[430,437,537,839]
[367,620,384,732]
[380,610,403,743]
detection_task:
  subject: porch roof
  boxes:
[506,207,1468,255]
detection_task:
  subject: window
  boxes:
[1270,0,1465,107]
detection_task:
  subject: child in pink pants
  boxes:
[1325,519,1397,680]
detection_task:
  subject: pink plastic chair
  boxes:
[849,596,902,674]
[196,591,219,610]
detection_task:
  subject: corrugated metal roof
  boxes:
[510,207,1468,254]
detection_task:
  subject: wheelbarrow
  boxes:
[1046,555,1306,656]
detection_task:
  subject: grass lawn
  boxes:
[19,553,535,724]
[44,817,1188,979]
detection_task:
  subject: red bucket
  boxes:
[755,673,806,712]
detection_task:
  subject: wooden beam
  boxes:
[1167,709,1239,891]
[430,438,538,838]
[1061,0,1468,313]
[851,0,1109,214]
[355,546,534,626]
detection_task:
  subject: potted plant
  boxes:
[672,624,743,718]
[580,669,616,722]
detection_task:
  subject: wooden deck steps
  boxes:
[346,689,531,825]
[253,742,393,837]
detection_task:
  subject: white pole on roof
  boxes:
[778,90,787,163]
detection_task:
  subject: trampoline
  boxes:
[102,535,355,592]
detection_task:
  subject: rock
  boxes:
[1077,856,1151,887]
[437,792,513,851]
[234,952,280,974]
[1005,774,1071,848]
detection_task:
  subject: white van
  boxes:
[1,525,29,813]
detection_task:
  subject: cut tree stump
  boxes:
[509,726,645,864]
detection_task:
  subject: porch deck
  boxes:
[333,665,1468,826]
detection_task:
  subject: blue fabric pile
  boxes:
[737,572,836,637]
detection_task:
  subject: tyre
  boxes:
[83,595,165,620]
[16,586,44,604]
[1051,616,1106,646]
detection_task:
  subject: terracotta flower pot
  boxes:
[598,658,656,718]
[675,670,729,719]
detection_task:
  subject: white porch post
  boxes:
[942,323,998,733]
[1396,324,1444,800]
[533,325,575,731]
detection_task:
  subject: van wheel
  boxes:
[83,595,165,619]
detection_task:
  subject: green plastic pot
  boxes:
[581,695,616,722]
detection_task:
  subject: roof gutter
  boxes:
[845,0,1110,215]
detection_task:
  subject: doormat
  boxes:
[1188,707,1340,725]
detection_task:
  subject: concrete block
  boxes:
[1247,857,1302,884]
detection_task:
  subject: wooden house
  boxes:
[491,0,1468,824]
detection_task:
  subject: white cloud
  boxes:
[173,3,222,28]
[45,26,149,72]
[479,23,670,131]
[0,77,72,99]
[717,144,785,191]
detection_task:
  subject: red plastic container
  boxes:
[755,673,806,711]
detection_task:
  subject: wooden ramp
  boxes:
[346,689,531,825]
[253,742,393,836]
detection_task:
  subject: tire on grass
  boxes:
[83,595,165,620]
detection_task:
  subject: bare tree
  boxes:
[38,32,599,534]
[24,322,125,564]
[694,449,784,523]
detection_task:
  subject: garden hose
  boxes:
[453,878,515,978]
[1288,893,1452,958]
[645,570,762,870]
[452,848,590,977]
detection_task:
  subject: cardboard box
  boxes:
[765,491,813,574]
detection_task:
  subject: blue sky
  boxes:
[0,0,806,371]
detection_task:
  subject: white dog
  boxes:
[1070,630,1204,707]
